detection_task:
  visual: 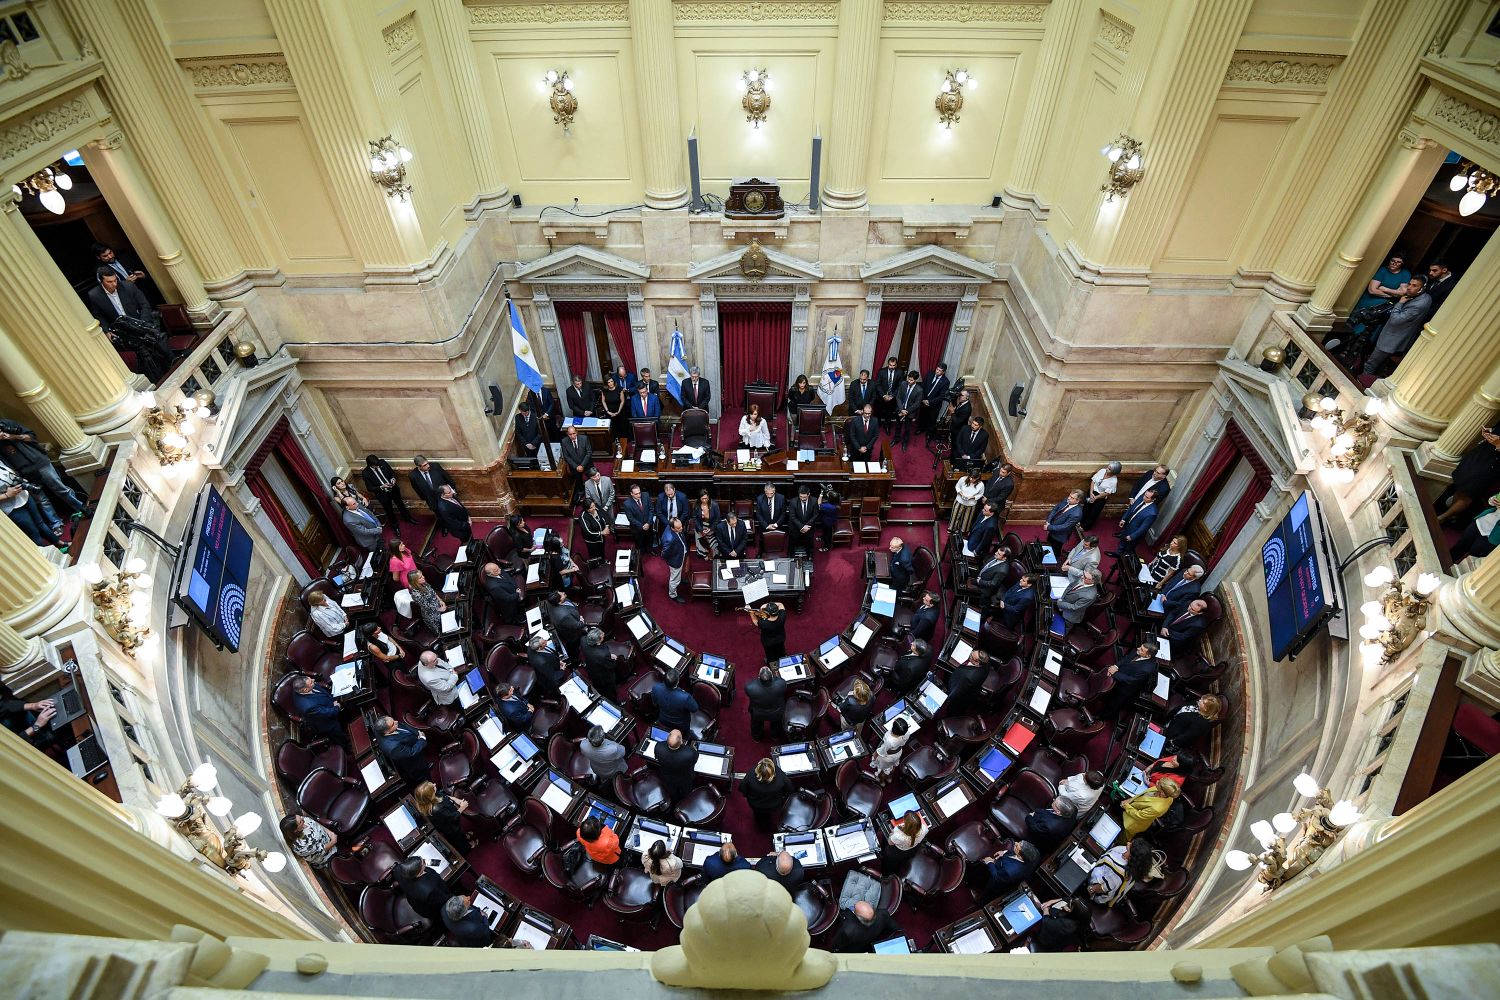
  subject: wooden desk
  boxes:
[611,443,896,506]
[49,657,121,803]
[508,461,578,516]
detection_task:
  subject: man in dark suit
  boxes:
[376,715,429,785]
[715,510,750,557]
[92,241,147,285]
[1000,575,1037,628]
[889,637,930,696]
[953,416,990,466]
[964,501,998,559]
[847,403,881,461]
[623,484,655,550]
[629,382,661,423]
[847,370,877,416]
[918,362,950,436]
[443,894,495,948]
[984,462,1015,512]
[514,402,544,457]
[291,675,348,749]
[362,454,415,526]
[1161,599,1210,644]
[637,368,661,396]
[526,633,566,701]
[1423,260,1456,317]
[1127,465,1171,508]
[874,357,902,430]
[662,516,688,603]
[655,482,687,535]
[1044,490,1085,552]
[560,424,594,477]
[651,671,699,729]
[755,850,805,891]
[481,562,523,626]
[87,270,173,380]
[394,857,450,924]
[975,551,1013,606]
[909,590,940,643]
[655,728,699,802]
[1024,797,1078,852]
[1099,640,1160,718]
[755,483,786,535]
[1118,489,1160,547]
[581,628,625,695]
[945,648,989,716]
[527,384,561,437]
[745,665,788,740]
[409,455,456,512]
[980,840,1041,903]
[829,901,899,953]
[434,485,471,542]
[681,367,712,410]
[546,591,586,661]
[947,388,973,452]
[787,485,819,554]
[1158,564,1205,619]
[893,371,922,448]
[888,537,914,594]
[566,374,594,417]
[495,682,534,731]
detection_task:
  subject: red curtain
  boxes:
[246,472,318,575]
[719,301,792,403]
[555,302,590,378]
[1158,421,1273,567]
[275,430,351,548]
[872,308,901,372]
[601,303,636,376]
[915,301,957,374]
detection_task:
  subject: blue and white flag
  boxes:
[818,321,845,413]
[666,325,691,405]
[509,298,544,395]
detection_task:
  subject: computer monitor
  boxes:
[873,937,910,955]
[1138,723,1166,759]
[819,635,841,655]
[888,792,920,818]
[1086,812,1122,852]
[511,733,539,759]
[464,669,486,694]
[700,653,727,668]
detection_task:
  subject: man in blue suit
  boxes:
[909,590,940,643]
[964,501,998,559]
[662,515,687,603]
[375,714,429,785]
[291,675,349,749]
[1127,465,1172,508]
[623,483,655,551]
[652,669,699,728]
[1000,574,1037,628]
[1024,797,1078,852]
[980,839,1041,903]
[495,682,534,732]
[629,382,661,423]
[888,536,915,594]
[655,482,687,535]
[1044,490,1085,553]
[1118,488,1161,547]
[1158,564,1204,619]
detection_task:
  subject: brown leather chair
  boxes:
[902,843,965,905]
[602,867,662,926]
[988,769,1057,841]
[543,849,607,905]
[672,784,727,827]
[485,524,515,565]
[547,732,596,784]
[899,744,957,789]
[466,775,519,834]
[1021,748,1089,790]
[1089,900,1152,946]
[614,767,672,817]
[433,731,480,787]
[501,797,551,874]
[857,496,883,544]
[776,788,834,833]
[834,760,882,820]
[760,529,789,559]
[792,879,839,935]
[664,876,705,929]
[944,818,1005,863]
[271,672,311,723]
[936,716,988,753]
[783,688,830,740]
[358,885,429,943]
[295,768,371,836]
[285,630,329,673]
[275,738,349,786]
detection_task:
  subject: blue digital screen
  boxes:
[186,486,253,651]
[1264,493,1330,660]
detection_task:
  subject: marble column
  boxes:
[698,290,723,420]
[629,0,688,210]
[428,0,509,211]
[1001,0,1085,214]
[859,287,883,375]
[0,616,40,670]
[820,0,883,211]
[0,509,67,639]
[1294,130,1440,329]
[0,325,106,472]
[1439,552,1500,707]
[263,0,421,267]
[1417,364,1500,479]
[1100,0,1254,268]
[628,286,652,373]
[0,196,137,434]
[789,286,812,386]
[1384,230,1500,442]
[83,131,215,322]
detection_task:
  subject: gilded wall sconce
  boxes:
[544,69,577,133]
[1225,773,1360,890]
[1357,567,1440,666]
[738,68,771,127]
[1100,134,1144,200]
[367,135,413,201]
[935,69,977,128]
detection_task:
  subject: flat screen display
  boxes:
[180,486,253,651]
[1264,492,1335,661]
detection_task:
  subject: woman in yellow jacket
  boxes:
[1122,777,1181,841]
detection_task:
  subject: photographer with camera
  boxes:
[86,269,174,383]
[0,459,66,550]
[0,420,85,525]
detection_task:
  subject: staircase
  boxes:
[887,481,936,526]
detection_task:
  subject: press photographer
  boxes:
[85,268,174,383]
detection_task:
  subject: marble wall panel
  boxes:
[323,388,466,460]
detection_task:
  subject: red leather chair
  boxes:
[528,700,569,741]
[614,768,672,817]
[784,688,830,740]
[433,731,480,787]
[502,797,551,874]
[1089,900,1152,946]
[483,644,518,690]
[832,499,855,549]
[466,775,519,834]
[582,584,616,627]
[485,524,515,565]
[672,785,727,827]
[402,701,462,746]
[542,850,607,905]
[630,420,659,460]
[791,879,838,935]
[688,682,721,741]
[857,497,882,544]
[548,733,596,784]
[1067,624,1118,661]
[902,843,964,905]
[988,769,1057,841]
[664,876,705,929]
[602,867,662,926]
[285,630,329,673]
[1022,748,1089,790]
[834,760,882,820]
[275,738,348,786]
[760,529,789,559]
[295,768,371,835]
[775,788,834,833]
[1059,666,1114,707]
[944,818,1004,863]
[358,885,429,943]
[339,840,401,885]
[271,672,312,723]
[795,406,827,449]
[900,744,957,789]
[627,670,663,717]
[936,716,988,753]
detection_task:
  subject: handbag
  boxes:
[560,841,584,876]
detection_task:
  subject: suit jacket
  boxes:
[788,496,817,534]
[829,910,897,954]
[435,496,471,540]
[549,601,586,649]
[579,737,628,779]
[1164,706,1213,748]
[583,474,615,514]
[86,280,154,326]
[1425,273,1456,316]
[984,853,1039,897]
[528,645,566,693]
[1057,580,1098,625]
[661,527,687,569]
[291,687,341,733]
[361,458,404,500]
[444,905,494,947]
[739,769,793,811]
[1164,611,1208,644]
[630,393,661,419]
[624,494,654,532]
[745,675,788,717]
[582,642,619,692]
[976,557,1012,600]
[652,683,699,728]
[755,493,786,531]
[342,505,383,550]
[378,724,427,767]
[1120,497,1159,541]
[985,473,1015,510]
[895,382,922,416]
[889,546,915,593]
[754,854,805,891]
[689,502,722,537]
[948,400,972,438]
[1374,291,1432,354]
[561,435,593,473]
[922,371,950,406]
[1065,543,1102,575]
[566,384,593,417]
[966,514,997,557]
[497,695,534,731]
[947,660,988,703]
[1129,471,1171,506]
[715,518,749,556]
[848,379,877,414]
[409,463,455,509]
[681,377,712,410]
[874,367,902,401]
[1046,500,1084,540]
[1000,582,1036,624]
[1112,654,1158,696]
[954,426,990,463]
[396,867,450,922]
[482,572,523,625]
[1025,808,1075,851]
[701,851,752,883]
[655,491,688,528]
[890,653,928,694]
[909,604,940,642]
[847,414,880,456]
[1159,573,1201,619]
[656,740,699,795]
[515,413,543,451]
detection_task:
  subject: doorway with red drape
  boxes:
[915,301,956,374]
[871,309,901,373]
[245,416,349,575]
[719,301,793,405]
[554,302,590,379]
[601,303,636,375]
[1158,421,1273,568]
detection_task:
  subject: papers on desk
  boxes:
[446,644,467,667]
[330,663,358,697]
[851,621,875,649]
[693,750,728,776]
[510,917,553,951]
[870,584,897,617]
[725,559,741,570]
[1138,723,1166,760]
[539,781,575,815]
[615,550,633,573]
[586,701,622,730]
[456,679,480,711]
[526,606,545,636]
[360,552,375,580]
[828,822,877,862]
[492,746,530,782]
[917,678,948,717]
[526,562,541,585]
[720,568,734,580]
[1157,638,1173,661]
[453,546,469,564]
[411,839,450,875]
[1039,545,1058,566]
[696,660,727,685]
[340,591,363,608]
[620,460,636,473]
[656,643,684,669]
[383,804,417,842]
[640,449,656,464]
[934,783,970,818]
[626,615,650,640]
[737,448,750,465]
[741,577,770,605]
[771,572,788,585]
[567,417,609,428]
[532,527,549,548]
[342,630,358,658]
[777,749,816,773]
[688,832,729,865]
[797,449,815,462]
[615,582,637,605]
[561,675,594,712]
[442,571,460,595]
[1049,575,1069,599]
[477,716,504,750]
[440,610,460,634]
[819,645,848,671]
[360,758,387,794]
[1043,648,1063,678]
[1148,595,1165,614]
[785,461,799,471]
[852,462,871,474]
[614,513,630,528]
[1153,672,1170,699]
[1028,684,1053,715]
[776,833,824,866]
[674,446,705,462]
[951,925,995,954]
[472,893,508,930]
[1138,563,1154,584]
[949,638,975,666]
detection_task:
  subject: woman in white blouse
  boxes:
[1081,460,1121,529]
[1057,769,1105,814]
[871,716,912,784]
[306,591,348,638]
[881,808,929,874]
[643,839,683,885]
[949,470,985,536]
[739,403,772,450]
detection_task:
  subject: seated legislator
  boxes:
[560,424,594,477]
[1159,599,1210,645]
[443,894,496,948]
[715,509,750,558]
[846,403,881,461]
[1024,797,1079,852]
[739,403,772,449]
[980,840,1041,903]
[999,574,1036,627]
[1158,565,1205,619]
[828,901,899,954]
[755,850,806,892]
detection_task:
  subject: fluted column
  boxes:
[0,509,66,639]
[1384,230,1500,441]
[70,0,262,285]
[629,0,688,209]
[1439,552,1500,706]
[820,0,884,211]
[0,617,39,669]
[82,131,214,321]
[1417,364,1500,478]
[1001,0,1085,213]
[428,0,509,211]
[1268,0,1459,292]
[0,324,106,472]
[0,196,137,434]
[1295,130,1441,328]
[1095,0,1254,267]
[264,0,424,266]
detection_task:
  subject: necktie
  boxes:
[112,261,129,280]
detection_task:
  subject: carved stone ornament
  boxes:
[1,40,32,82]
[1431,91,1500,145]
[183,57,293,89]
[740,240,771,281]
[883,2,1046,24]
[468,3,629,24]
[1097,12,1134,53]
[0,97,94,161]
[382,16,417,55]
[676,1,839,21]
[1224,51,1339,88]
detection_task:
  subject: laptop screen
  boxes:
[873,937,910,955]
[888,792,920,818]
[511,733,539,758]
[777,654,803,669]
[882,700,909,722]
[649,726,670,742]
[1000,893,1043,936]
[1088,812,1122,850]
[1138,723,1166,759]
[700,653,726,668]
[464,669,486,694]
[819,636,841,655]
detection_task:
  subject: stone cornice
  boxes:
[178,55,293,91]
[882,2,1047,25]
[467,3,629,25]
[676,1,838,22]
[382,15,417,56]
[1223,50,1342,90]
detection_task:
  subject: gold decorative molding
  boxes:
[675,1,837,21]
[882,2,1046,24]
[468,3,629,24]
[382,15,417,55]
[0,96,95,162]
[1096,11,1133,53]
[1431,91,1500,145]
[1224,50,1340,89]
[180,56,293,90]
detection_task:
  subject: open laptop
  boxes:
[64,731,107,776]
[1052,845,1095,894]
[1138,722,1167,759]
[1083,812,1123,853]
[48,686,87,731]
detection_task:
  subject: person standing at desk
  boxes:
[579,497,609,564]
[375,715,428,785]
[443,894,496,947]
[1081,461,1121,530]
[681,367,712,411]
[889,638,930,697]
[963,501,998,560]
[888,537,914,595]
[656,728,699,802]
[848,369,877,415]
[1099,641,1161,719]
[787,485,819,555]
[340,495,384,555]
[623,484,655,552]
[482,562,523,626]
[652,671,699,730]
[630,382,661,424]
[785,374,818,421]
[514,402,544,458]
[434,485,472,543]
[909,590,940,643]
[526,633,566,701]
[581,628,625,696]
[1044,490,1085,554]
[847,403,881,462]
[662,516,687,603]
[752,602,787,662]
[944,648,989,716]
[952,416,990,467]
[656,482,687,536]
[417,650,461,707]
[975,549,1013,607]
[829,901,899,954]
[892,371,922,448]
[566,374,594,418]
[716,509,750,558]
[1118,488,1160,549]
[601,375,627,442]
[918,363,950,437]
[409,455,455,514]
[584,467,615,519]
[740,757,792,830]
[984,461,1015,513]
[947,388,973,453]
[745,665,788,741]
[394,857,450,923]
[362,454,416,528]
[560,424,594,478]
[739,403,772,450]
[1000,574,1036,628]
[755,482,786,536]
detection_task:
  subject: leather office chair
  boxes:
[275,738,348,786]
[796,406,827,449]
[547,733,596,784]
[1059,665,1115,707]
[402,701,462,747]
[900,744,957,789]
[910,546,937,595]
[944,818,1005,863]
[483,644,518,691]
[295,767,371,835]
[759,529,789,559]
[988,769,1058,841]
[664,877,705,929]
[630,419,660,459]
[689,552,714,599]
[433,731,480,787]
[627,670,663,717]
[614,767,672,817]
[300,577,341,611]
[832,499,855,549]
[1021,748,1089,790]
[484,524,514,565]
[474,599,526,653]
[543,850,607,905]
[358,885,429,944]
[501,797,552,874]
[672,785,727,827]
[791,880,838,935]
[466,775,519,834]
[1089,901,1152,946]
[285,630,329,673]
[504,660,536,699]
[602,867,662,926]
[834,760,882,820]
[936,716,988,753]
[980,655,1025,708]
[776,788,834,833]
[1067,624,1118,662]
[688,681,721,741]
[679,407,712,450]
[857,497,883,544]
[902,843,965,905]
[783,688,829,740]
[271,672,310,723]
[1001,532,1028,566]
[745,386,780,439]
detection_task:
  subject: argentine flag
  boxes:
[818,324,845,413]
[666,325,691,405]
[509,297,544,395]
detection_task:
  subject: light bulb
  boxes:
[1359,641,1385,666]
[179,419,196,436]
[39,188,65,214]
[369,154,385,172]
[1319,422,1338,441]
[562,77,574,92]
[10,185,18,198]
[1416,572,1441,597]
[1225,849,1253,871]
[965,76,977,90]
[1358,622,1384,640]
[1330,441,1349,457]
[178,397,198,412]
[54,172,73,191]
[1125,153,1141,170]
[1328,800,1360,826]
[1107,146,1123,163]
[1459,189,1487,216]
[207,795,233,817]
[1364,566,1394,587]
[1364,396,1383,417]
[1250,820,1275,848]
[129,591,150,612]
[763,76,772,91]
[1318,396,1339,412]
[1334,432,1355,449]
[160,432,187,450]
[399,145,412,162]
[137,390,157,408]
[545,69,558,83]
[941,79,952,93]
[954,70,967,84]
[1292,772,1321,797]
[81,564,104,585]
[1450,171,1469,192]
[1271,812,1298,834]
[262,852,287,873]
[190,762,218,790]
[1101,144,1115,159]
[234,813,263,836]
[1333,467,1356,484]
[124,557,147,574]
[132,574,153,590]
[156,793,186,818]
[1360,600,1388,621]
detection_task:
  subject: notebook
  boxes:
[1043,648,1063,677]
[1028,684,1052,715]
[360,758,387,794]
[442,571,460,595]
[777,745,816,773]
[1157,638,1173,661]
[1049,575,1068,599]
[330,663,358,698]
[950,924,995,954]
[977,747,1013,782]
[870,584,897,617]
[1001,721,1036,755]
[383,804,418,842]
[819,644,849,671]
[828,821,877,862]
[539,775,575,815]
[526,562,541,585]
[874,937,910,955]
[526,606,545,634]
[440,610,459,634]
[1148,595,1165,614]
[340,592,363,608]
[561,675,594,711]
[476,715,504,749]
[850,620,876,649]
[1153,672,1170,699]
[510,916,552,950]
[453,546,469,564]
[342,631,357,658]
[917,679,948,717]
